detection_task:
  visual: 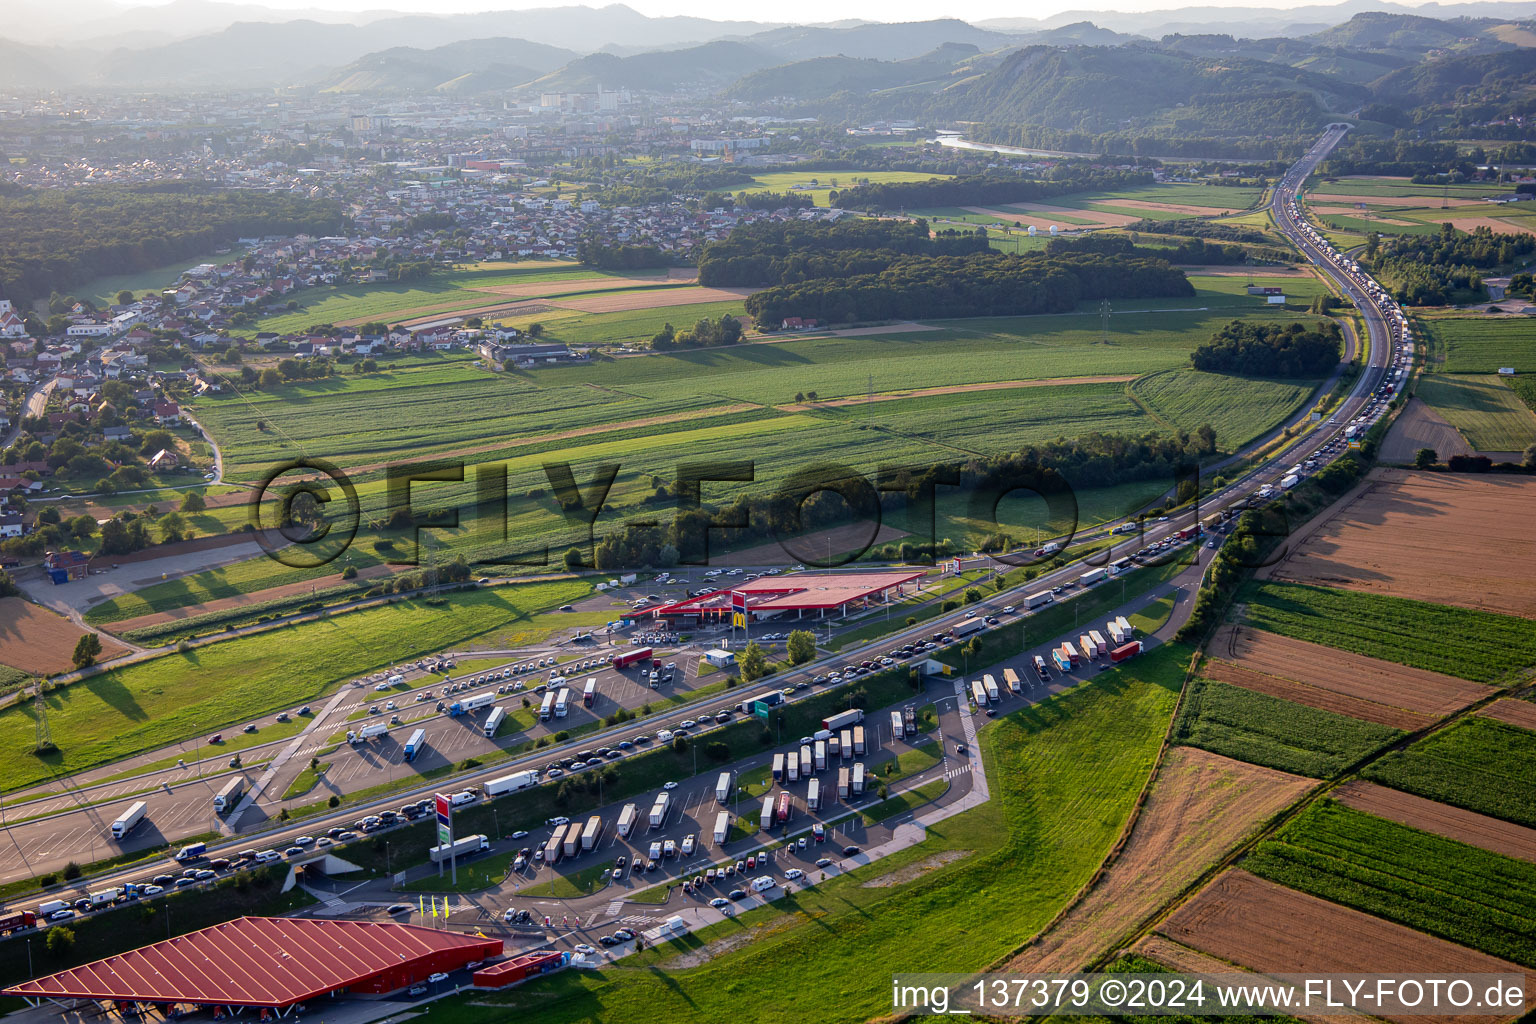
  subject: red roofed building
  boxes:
[649,569,926,624]
[2,917,502,1012]
[152,401,182,425]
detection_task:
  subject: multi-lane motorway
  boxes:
[0,126,1412,923]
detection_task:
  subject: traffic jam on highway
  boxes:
[0,130,1413,946]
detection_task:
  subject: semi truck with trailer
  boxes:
[1051,649,1072,673]
[612,647,653,670]
[713,811,730,845]
[1062,641,1081,666]
[852,763,866,796]
[174,842,206,862]
[1003,668,1022,695]
[562,827,580,860]
[903,705,917,735]
[800,743,813,773]
[430,834,489,864]
[807,777,822,810]
[538,691,556,721]
[483,706,505,738]
[821,708,864,732]
[814,740,827,770]
[448,692,496,717]
[1115,615,1132,638]
[1110,641,1143,663]
[1089,630,1107,655]
[837,766,851,799]
[554,688,570,718]
[840,729,853,757]
[0,910,37,936]
[403,728,427,761]
[213,777,244,813]
[716,772,732,803]
[544,826,566,865]
[853,725,866,755]
[111,800,147,840]
[485,770,539,797]
[983,675,1000,703]
[890,710,904,739]
[1034,655,1050,681]
[970,679,988,706]
[348,722,388,744]
[581,815,603,851]
[953,616,985,637]
[1079,635,1096,660]
[787,751,800,782]
[760,796,775,832]
[1025,591,1053,610]
[772,752,785,781]
[1079,567,1107,586]
[649,792,670,828]
[776,792,792,823]
[617,803,638,838]
[583,678,597,708]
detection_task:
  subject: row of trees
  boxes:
[742,250,1193,327]
[575,238,670,269]
[697,220,989,288]
[1123,217,1270,245]
[1045,231,1247,265]
[1190,320,1342,378]
[0,181,347,306]
[650,314,742,349]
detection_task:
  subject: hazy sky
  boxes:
[97,0,1447,22]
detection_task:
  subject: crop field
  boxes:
[1008,745,1314,972]
[1414,374,1536,451]
[1171,675,1401,777]
[1238,580,1536,684]
[1362,716,1536,827]
[1242,799,1536,966]
[476,299,747,347]
[1156,868,1524,997]
[1333,780,1536,863]
[229,262,653,336]
[1131,369,1318,448]
[0,598,129,675]
[1428,315,1536,374]
[452,644,1188,1024]
[0,580,589,794]
[1308,176,1516,199]
[1269,470,1536,618]
[1206,624,1492,725]
[747,170,953,208]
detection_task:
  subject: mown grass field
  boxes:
[1239,581,1536,684]
[1414,374,1536,451]
[1171,675,1401,777]
[1243,799,1536,966]
[1308,176,1515,199]
[430,643,1189,1024]
[1361,716,1536,827]
[1428,316,1536,374]
[0,580,589,793]
[748,170,953,208]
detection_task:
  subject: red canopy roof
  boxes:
[2,917,501,1008]
[650,569,925,616]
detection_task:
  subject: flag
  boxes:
[418,895,424,917]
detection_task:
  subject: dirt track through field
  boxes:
[997,202,1141,227]
[1481,697,1536,731]
[0,597,128,674]
[1333,779,1536,863]
[776,375,1140,412]
[1158,870,1526,1024]
[1266,469,1536,617]
[552,285,758,313]
[1108,198,1249,216]
[1009,747,1313,972]
[1379,398,1473,462]
[1209,624,1490,718]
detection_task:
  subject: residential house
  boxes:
[152,401,183,425]
[148,448,180,471]
[43,549,91,584]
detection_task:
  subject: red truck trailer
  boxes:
[612,647,654,670]
[1110,640,1143,663]
[0,910,37,935]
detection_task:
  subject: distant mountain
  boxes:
[528,40,778,92]
[318,37,577,94]
[928,44,1370,132]
[725,43,979,101]
[736,19,1022,61]
[0,37,75,89]
[1308,11,1505,51]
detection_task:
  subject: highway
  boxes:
[0,126,1410,925]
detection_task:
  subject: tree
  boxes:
[180,490,206,512]
[259,368,281,388]
[45,926,75,957]
[1414,447,1438,469]
[739,642,768,681]
[68,515,96,540]
[528,322,544,337]
[37,505,61,525]
[562,546,584,570]
[963,586,983,604]
[785,629,816,665]
[116,289,135,305]
[158,510,190,544]
[1524,443,1536,470]
[72,633,103,669]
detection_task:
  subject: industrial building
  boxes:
[2,917,502,1016]
[648,570,926,625]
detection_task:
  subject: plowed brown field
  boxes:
[0,598,127,675]
[1333,780,1536,863]
[1209,625,1490,718]
[1203,660,1430,730]
[1267,470,1536,617]
[1158,870,1526,1024]
[1481,697,1536,731]
[1010,747,1313,972]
